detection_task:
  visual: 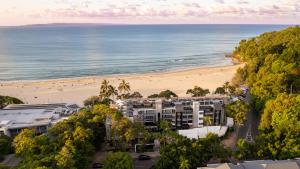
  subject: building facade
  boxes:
[116,96,227,129]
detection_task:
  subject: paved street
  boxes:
[237,91,259,142]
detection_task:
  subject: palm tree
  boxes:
[203,116,213,136]
[118,80,131,93]
[99,80,110,99]
[118,80,131,99]
[179,157,190,169]
[223,81,230,94]
[203,116,213,126]
[108,85,118,101]
[99,80,117,100]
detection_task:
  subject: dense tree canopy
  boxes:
[153,133,230,169]
[233,26,300,160]
[13,105,129,169]
[103,152,133,169]
[225,100,249,125]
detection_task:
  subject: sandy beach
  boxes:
[0,64,242,106]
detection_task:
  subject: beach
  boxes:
[0,64,242,106]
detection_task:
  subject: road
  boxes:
[237,91,259,142]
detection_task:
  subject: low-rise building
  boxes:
[116,96,227,129]
[0,103,80,137]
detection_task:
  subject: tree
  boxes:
[13,129,37,157]
[108,85,118,100]
[179,157,190,169]
[55,140,76,169]
[148,90,177,99]
[222,82,230,94]
[203,116,213,126]
[0,136,12,156]
[0,95,23,109]
[214,87,225,94]
[103,152,133,169]
[235,139,255,160]
[232,27,300,160]
[83,96,102,107]
[118,80,131,95]
[186,86,209,97]
[129,92,143,99]
[158,90,178,99]
[225,100,249,125]
[148,94,159,98]
[99,80,117,99]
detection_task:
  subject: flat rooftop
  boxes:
[0,103,78,129]
[0,108,54,129]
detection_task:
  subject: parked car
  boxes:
[92,163,104,168]
[138,154,151,160]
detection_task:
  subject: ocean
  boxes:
[0,24,289,81]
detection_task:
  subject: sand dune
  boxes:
[0,64,242,106]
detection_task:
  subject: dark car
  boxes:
[138,154,151,160]
[92,163,104,168]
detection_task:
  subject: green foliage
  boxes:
[0,95,23,109]
[255,93,300,159]
[0,136,12,156]
[118,80,131,95]
[233,26,300,160]
[148,94,159,98]
[154,133,230,169]
[214,87,225,94]
[119,91,143,99]
[13,129,37,157]
[103,152,133,169]
[234,26,300,107]
[13,105,119,169]
[148,90,177,99]
[99,80,118,99]
[0,164,10,169]
[186,86,209,97]
[235,139,256,160]
[225,100,249,125]
[83,96,110,106]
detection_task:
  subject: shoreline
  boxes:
[0,64,243,106]
[0,62,236,83]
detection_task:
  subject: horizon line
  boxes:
[0,22,298,28]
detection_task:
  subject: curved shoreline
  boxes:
[0,61,236,83]
[0,63,243,106]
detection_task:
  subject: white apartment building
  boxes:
[0,103,79,137]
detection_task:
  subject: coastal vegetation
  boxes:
[103,152,133,169]
[232,26,300,160]
[148,90,178,99]
[12,105,124,169]
[153,133,230,169]
[0,96,23,109]
[225,100,249,125]
[186,86,210,97]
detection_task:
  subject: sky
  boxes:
[0,0,300,26]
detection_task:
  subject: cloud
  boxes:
[215,0,225,4]
[236,0,248,5]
